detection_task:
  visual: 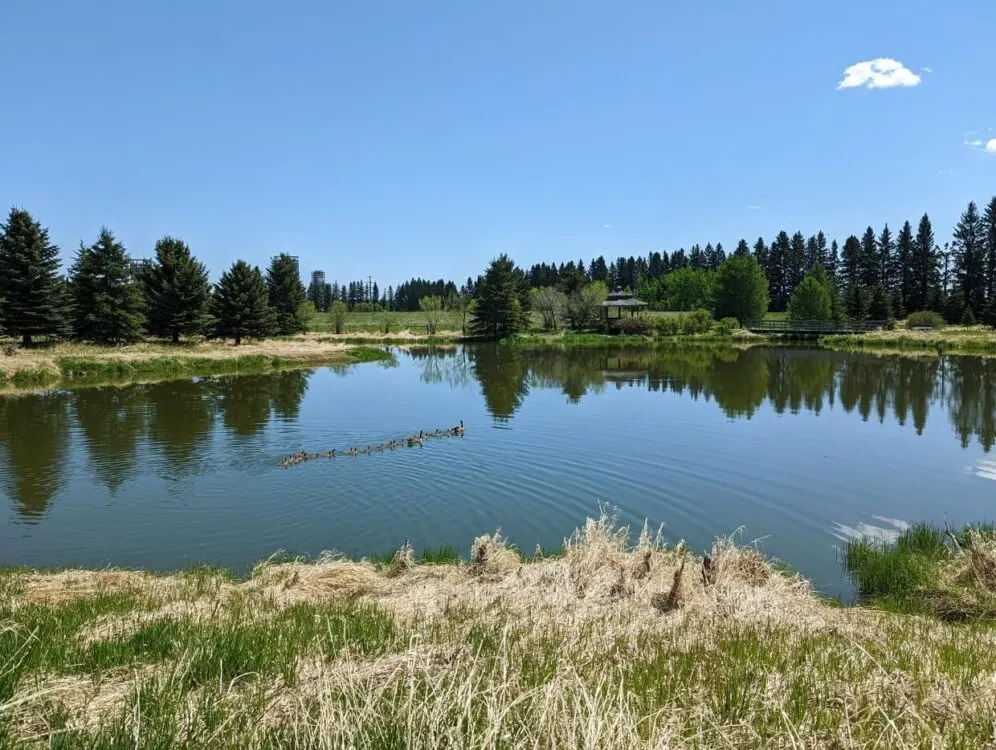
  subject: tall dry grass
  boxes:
[3,511,996,748]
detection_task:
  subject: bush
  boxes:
[715,317,740,334]
[905,311,946,330]
[612,316,652,336]
[654,316,681,336]
[962,307,977,326]
[680,309,712,334]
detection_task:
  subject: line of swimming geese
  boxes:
[278,421,464,468]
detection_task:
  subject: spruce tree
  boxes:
[211,260,274,345]
[142,236,211,343]
[845,284,870,320]
[877,224,894,293]
[859,227,880,288]
[787,231,806,294]
[69,228,146,344]
[952,201,987,314]
[0,208,67,344]
[868,284,892,321]
[911,214,937,312]
[841,235,862,288]
[896,220,914,310]
[768,232,790,311]
[984,197,996,305]
[734,239,750,257]
[266,253,307,335]
[826,239,840,282]
[469,254,530,339]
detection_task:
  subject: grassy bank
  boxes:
[3,513,996,748]
[822,325,996,356]
[0,339,393,391]
[504,330,759,349]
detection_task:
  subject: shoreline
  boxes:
[2,514,993,747]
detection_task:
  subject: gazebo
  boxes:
[601,288,648,318]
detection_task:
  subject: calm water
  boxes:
[2,345,995,596]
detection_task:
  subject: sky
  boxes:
[1,0,994,287]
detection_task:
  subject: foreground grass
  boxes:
[0,338,394,390]
[823,325,996,355]
[2,514,996,748]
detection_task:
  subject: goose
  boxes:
[451,420,465,436]
[407,431,424,447]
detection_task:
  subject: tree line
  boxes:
[305,276,469,313]
[0,209,308,345]
[518,197,996,325]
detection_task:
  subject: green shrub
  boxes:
[654,316,681,336]
[715,317,740,334]
[680,309,712,334]
[905,311,946,330]
[962,307,977,326]
[612,317,652,336]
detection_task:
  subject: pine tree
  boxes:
[845,284,870,320]
[826,239,840,282]
[877,224,894,293]
[734,239,750,257]
[984,197,996,305]
[142,236,211,343]
[768,232,790,311]
[952,201,987,315]
[0,208,67,344]
[910,214,937,312]
[896,221,914,311]
[469,254,530,339]
[211,260,274,345]
[868,284,892,320]
[841,235,861,288]
[859,227,880,288]
[804,235,820,273]
[69,228,146,344]
[786,232,806,294]
[266,253,307,335]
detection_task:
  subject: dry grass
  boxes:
[3,512,996,748]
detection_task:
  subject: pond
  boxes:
[2,345,995,597]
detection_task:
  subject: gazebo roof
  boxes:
[601,288,647,307]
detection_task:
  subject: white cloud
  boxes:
[603,224,611,228]
[836,58,921,90]
[921,67,933,74]
[965,133,996,154]
[747,205,761,211]
[966,139,984,147]
[987,139,996,155]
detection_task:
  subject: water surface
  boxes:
[2,345,994,596]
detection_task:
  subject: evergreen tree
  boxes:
[266,253,307,335]
[751,237,768,269]
[910,214,937,312]
[211,260,274,345]
[589,256,609,283]
[688,245,704,271]
[826,239,840,282]
[952,201,987,314]
[767,232,790,311]
[868,284,892,320]
[142,236,211,343]
[804,235,820,273]
[896,220,914,310]
[877,224,894,293]
[713,255,769,326]
[469,254,530,339]
[69,228,146,344]
[786,231,806,294]
[841,235,862,289]
[845,284,870,320]
[859,227,880,288]
[984,197,996,305]
[372,281,380,305]
[810,264,841,320]
[734,239,750,257]
[0,208,67,344]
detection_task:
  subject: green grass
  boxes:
[310,310,470,334]
[843,523,996,618]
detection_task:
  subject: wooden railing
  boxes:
[748,320,893,334]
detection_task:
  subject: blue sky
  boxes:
[2,0,994,286]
